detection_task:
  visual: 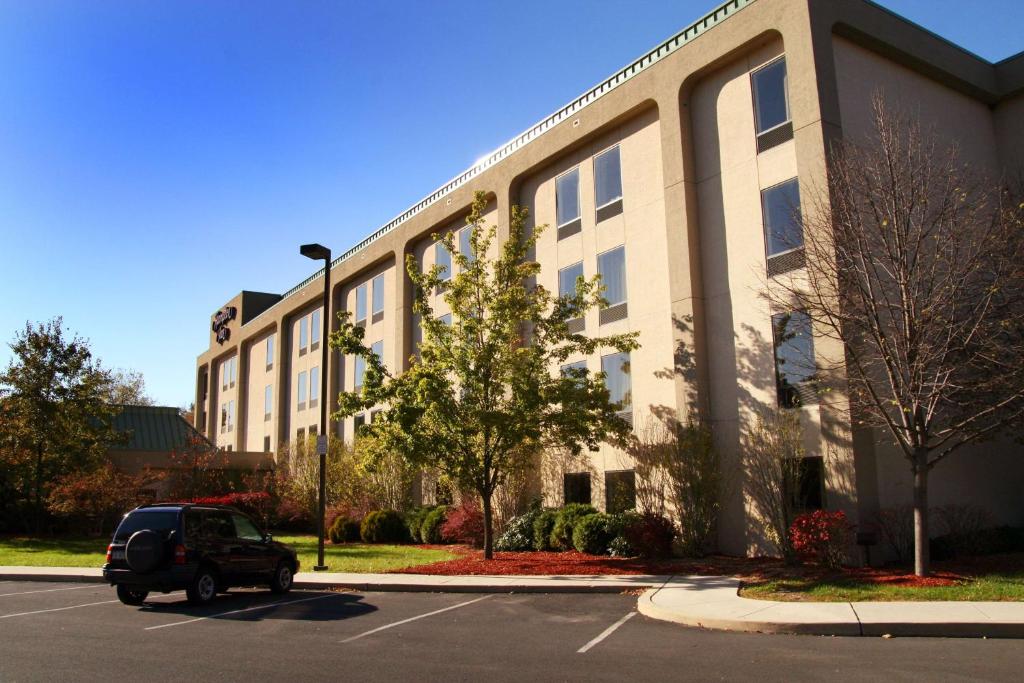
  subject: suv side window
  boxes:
[184,510,203,540]
[201,510,235,539]
[232,513,263,542]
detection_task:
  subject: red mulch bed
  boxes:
[398,547,1019,585]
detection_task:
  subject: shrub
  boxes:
[533,510,559,551]
[933,503,992,559]
[573,513,614,555]
[420,506,448,544]
[360,509,408,544]
[789,510,853,569]
[608,535,635,557]
[624,512,677,558]
[551,503,597,550]
[405,506,434,543]
[875,505,915,565]
[441,500,485,547]
[496,509,541,551]
[606,511,641,557]
[327,515,346,544]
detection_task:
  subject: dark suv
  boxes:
[103,503,299,606]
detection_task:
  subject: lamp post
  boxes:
[300,242,331,572]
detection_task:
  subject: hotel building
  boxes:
[195,0,1024,556]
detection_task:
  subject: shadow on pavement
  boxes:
[136,589,376,623]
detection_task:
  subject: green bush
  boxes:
[496,509,540,551]
[360,509,409,543]
[405,506,434,543]
[551,503,597,550]
[573,513,614,555]
[606,511,641,557]
[327,516,346,544]
[533,510,559,551]
[420,506,448,544]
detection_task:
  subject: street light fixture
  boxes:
[300,242,331,572]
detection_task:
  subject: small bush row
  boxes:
[495,505,677,558]
[324,500,488,546]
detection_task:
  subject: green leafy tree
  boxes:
[0,319,123,532]
[331,192,638,558]
[105,369,154,406]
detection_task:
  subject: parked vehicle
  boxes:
[103,503,298,606]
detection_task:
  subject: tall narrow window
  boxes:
[263,435,271,453]
[355,284,368,323]
[222,364,228,391]
[556,168,581,227]
[761,178,803,257]
[371,340,383,366]
[597,246,627,306]
[310,309,321,349]
[605,470,636,514]
[264,385,272,421]
[220,403,227,433]
[772,310,816,408]
[372,274,385,320]
[297,371,308,411]
[227,400,235,432]
[439,313,452,327]
[354,356,365,391]
[561,360,588,387]
[459,227,475,264]
[752,57,789,134]
[563,473,591,506]
[310,366,320,407]
[436,241,452,281]
[299,316,309,353]
[558,262,584,299]
[594,146,622,208]
[601,352,632,413]
[266,334,274,370]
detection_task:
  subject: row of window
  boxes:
[355,273,386,324]
[561,351,632,415]
[557,245,627,309]
[295,366,321,411]
[434,223,477,282]
[220,356,237,391]
[297,309,322,355]
[219,399,235,434]
[353,340,383,391]
[556,145,623,229]
[563,470,636,514]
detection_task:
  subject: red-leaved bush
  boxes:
[789,509,853,569]
[624,512,677,558]
[440,500,485,547]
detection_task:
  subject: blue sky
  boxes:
[1,0,1021,407]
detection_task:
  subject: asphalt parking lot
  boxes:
[0,581,1021,682]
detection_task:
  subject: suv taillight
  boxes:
[174,544,186,565]
[105,544,113,563]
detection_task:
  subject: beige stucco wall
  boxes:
[212,351,238,450]
[244,328,276,452]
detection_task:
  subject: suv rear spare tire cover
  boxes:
[125,529,164,574]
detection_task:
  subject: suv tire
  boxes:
[125,530,163,574]
[186,567,219,605]
[116,584,149,606]
[269,561,293,594]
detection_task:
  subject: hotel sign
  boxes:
[211,306,237,345]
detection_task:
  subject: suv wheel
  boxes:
[116,584,149,606]
[186,567,219,605]
[269,561,293,594]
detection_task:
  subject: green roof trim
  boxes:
[110,405,209,452]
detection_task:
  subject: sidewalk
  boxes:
[3,566,1022,637]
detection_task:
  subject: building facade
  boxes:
[195,0,1024,556]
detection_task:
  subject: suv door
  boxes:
[231,513,276,579]
[199,509,241,583]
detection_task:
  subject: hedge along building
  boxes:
[195,0,1024,557]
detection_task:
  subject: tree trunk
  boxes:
[482,491,494,560]
[913,450,930,577]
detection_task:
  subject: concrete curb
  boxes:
[637,576,1024,638]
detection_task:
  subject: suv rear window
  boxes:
[114,510,179,540]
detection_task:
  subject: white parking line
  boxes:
[144,593,341,630]
[340,595,492,643]
[0,585,96,598]
[577,611,637,653]
[0,599,120,620]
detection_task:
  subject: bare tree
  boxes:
[767,96,1024,575]
[743,408,804,563]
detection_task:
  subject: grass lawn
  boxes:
[0,534,458,573]
[740,555,1024,602]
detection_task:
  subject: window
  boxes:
[556,168,581,227]
[435,241,452,281]
[605,470,636,514]
[459,227,475,264]
[370,409,381,423]
[355,283,368,323]
[297,371,308,411]
[439,313,452,326]
[222,364,228,391]
[232,513,263,541]
[563,473,591,505]
[296,428,305,445]
[263,435,271,453]
[558,262,584,299]
[229,357,236,387]
[353,413,365,439]
[597,246,627,306]
[310,366,319,407]
[772,310,816,408]
[372,274,385,318]
[761,179,803,257]
[266,334,274,370]
[601,352,631,412]
[354,355,365,391]
[309,424,318,437]
[310,309,321,349]
[227,400,235,432]
[594,146,622,208]
[264,385,272,421]
[752,57,789,134]
[299,316,308,354]
[792,457,824,511]
[220,403,227,433]
[371,340,383,365]
[561,360,588,386]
